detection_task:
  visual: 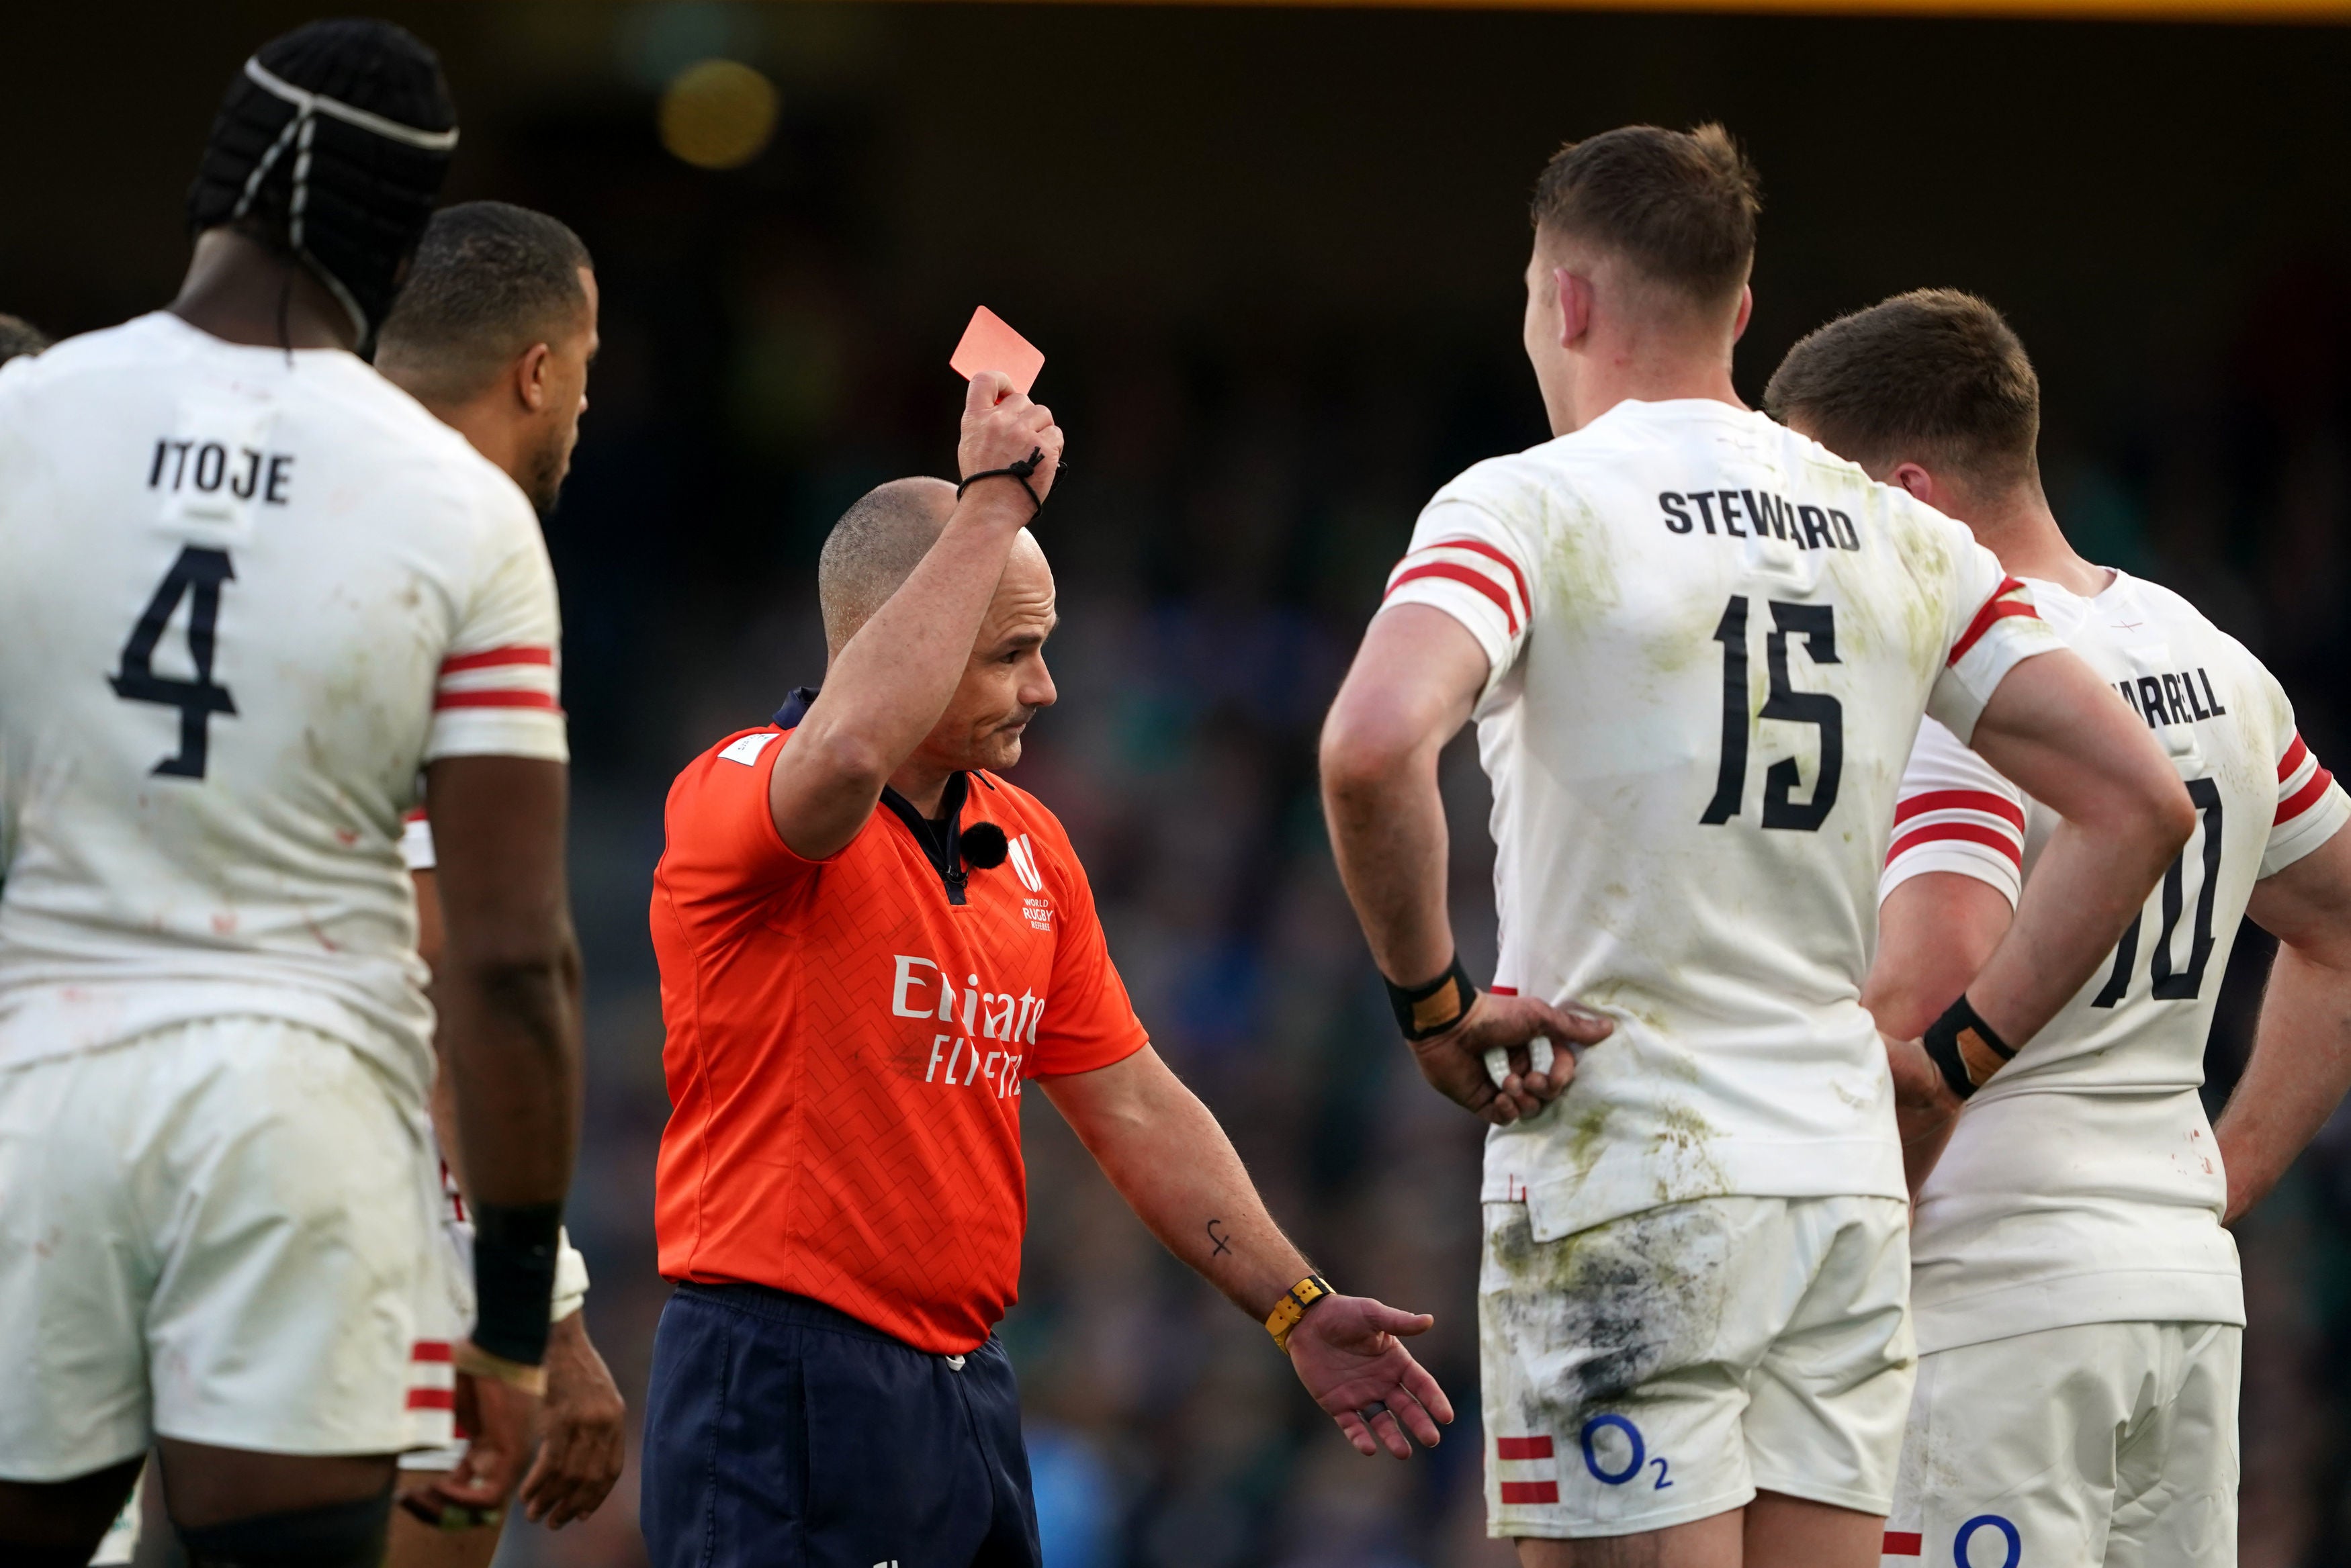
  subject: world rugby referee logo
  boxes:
[1007,832,1045,893]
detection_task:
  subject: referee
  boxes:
[641,374,1452,1567]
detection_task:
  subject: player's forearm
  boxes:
[1042,1049,1311,1320]
[794,494,1031,788]
[2218,943,2351,1222]
[1321,743,1456,988]
[439,929,584,1205]
[1967,815,2177,1047]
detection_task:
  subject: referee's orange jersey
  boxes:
[651,698,1148,1354]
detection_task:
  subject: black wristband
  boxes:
[1920,994,2015,1103]
[1386,954,1477,1041]
[471,1201,563,1367]
[957,446,1047,517]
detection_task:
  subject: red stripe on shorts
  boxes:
[1499,1481,1559,1505]
[1882,1531,1922,1556]
[1495,1436,1553,1459]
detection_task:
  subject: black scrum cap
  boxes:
[186,19,458,341]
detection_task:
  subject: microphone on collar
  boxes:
[961,821,1009,870]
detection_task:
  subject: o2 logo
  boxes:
[1953,1515,2021,1568]
[1579,1414,1673,1491]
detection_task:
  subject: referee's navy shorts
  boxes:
[641,1282,1043,1568]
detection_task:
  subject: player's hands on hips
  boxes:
[1413,991,1613,1126]
[404,1347,541,1528]
[1883,1031,1963,1194]
[1287,1294,1455,1460]
[518,1311,627,1528]
[957,370,1063,509]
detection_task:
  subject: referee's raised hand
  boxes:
[957,369,1064,511]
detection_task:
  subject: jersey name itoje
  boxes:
[147,436,295,506]
[1658,488,1863,551]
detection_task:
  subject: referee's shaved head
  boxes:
[818,477,959,653]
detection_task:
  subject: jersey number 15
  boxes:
[1700,595,1843,831]
[109,545,238,779]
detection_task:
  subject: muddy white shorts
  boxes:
[0,1017,440,1479]
[1481,1194,1914,1539]
[1879,1321,2238,1568]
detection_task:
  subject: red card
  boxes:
[949,307,1045,396]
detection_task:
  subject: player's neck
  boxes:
[169,228,359,353]
[428,394,531,485]
[1562,344,1743,432]
[1965,485,2113,599]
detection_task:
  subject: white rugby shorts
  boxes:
[1880,1321,2238,1568]
[0,1017,440,1478]
[1481,1194,1914,1538]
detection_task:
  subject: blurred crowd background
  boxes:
[9,3,2351,1563]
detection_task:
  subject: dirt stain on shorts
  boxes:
[1481,1200,1734,1429]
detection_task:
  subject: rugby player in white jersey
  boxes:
[1767,290,2351,1567]
[372,201,626,1561]
[0,22,580,1567]
[1319,126,2197,1568]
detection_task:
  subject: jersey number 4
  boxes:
[1701,596,1843,831]
[2092,778,2223,1007]
[109,545,238,779]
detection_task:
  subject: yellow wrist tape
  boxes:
[1265,1274,1334,1352]
[453,1339,549,1397]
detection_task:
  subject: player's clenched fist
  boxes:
[957,369,1063,512]
[1413,990,1613,1127]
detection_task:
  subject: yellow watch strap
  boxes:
[1265,1273,1334,1352]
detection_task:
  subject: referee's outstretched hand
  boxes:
[957,369,1064,509]
[1288,1295,1454,1460]
[1411,990,1613,1127]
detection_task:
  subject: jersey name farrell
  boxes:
[2115,666,2228,729]
[1659,487,1861,550]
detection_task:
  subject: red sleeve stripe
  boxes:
[1892,789,2026,831]
[1385,561,1520,635]
[2278,766,2336,826]
[1947,578,2039,666]
[2279,733,2310,782]
[410,1341,453,1363]
[1422,537,1531,622]
[1886,821,2023,868]
[440,645,554,676]
[402,807,428,824]
[435,689,564,712]
[406,1387,455,1411]
[1489,984,1519,997]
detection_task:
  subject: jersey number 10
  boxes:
[2092,778,2223,1007]
[109,545,238,779]
[1700,595,1843,831]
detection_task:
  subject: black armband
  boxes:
[1921,994,2016,1102]
[1386,954,1477,1041]
[470,1201,564,1367]
[957,447,1047,517]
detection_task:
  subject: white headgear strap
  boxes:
[228,55,461,340]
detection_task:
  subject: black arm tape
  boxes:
[471,1201,563,1367]
[1920,993,2015,1103]
[1386,954,1477,1041]
[956,446,1047,517]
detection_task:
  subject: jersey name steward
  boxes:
[651,704,1148,1354]
[1382,399,2064,1241]
[1882,571,2349,1352]
[0,314,566,1095]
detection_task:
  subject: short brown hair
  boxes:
[1529,124,1761,308]
[1765,289,2041,489]
[376,202,592,402]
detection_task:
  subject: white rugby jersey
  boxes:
[0,312,567,1097]
[1881,570,2348,1354]
[1383,398,2064,1242]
